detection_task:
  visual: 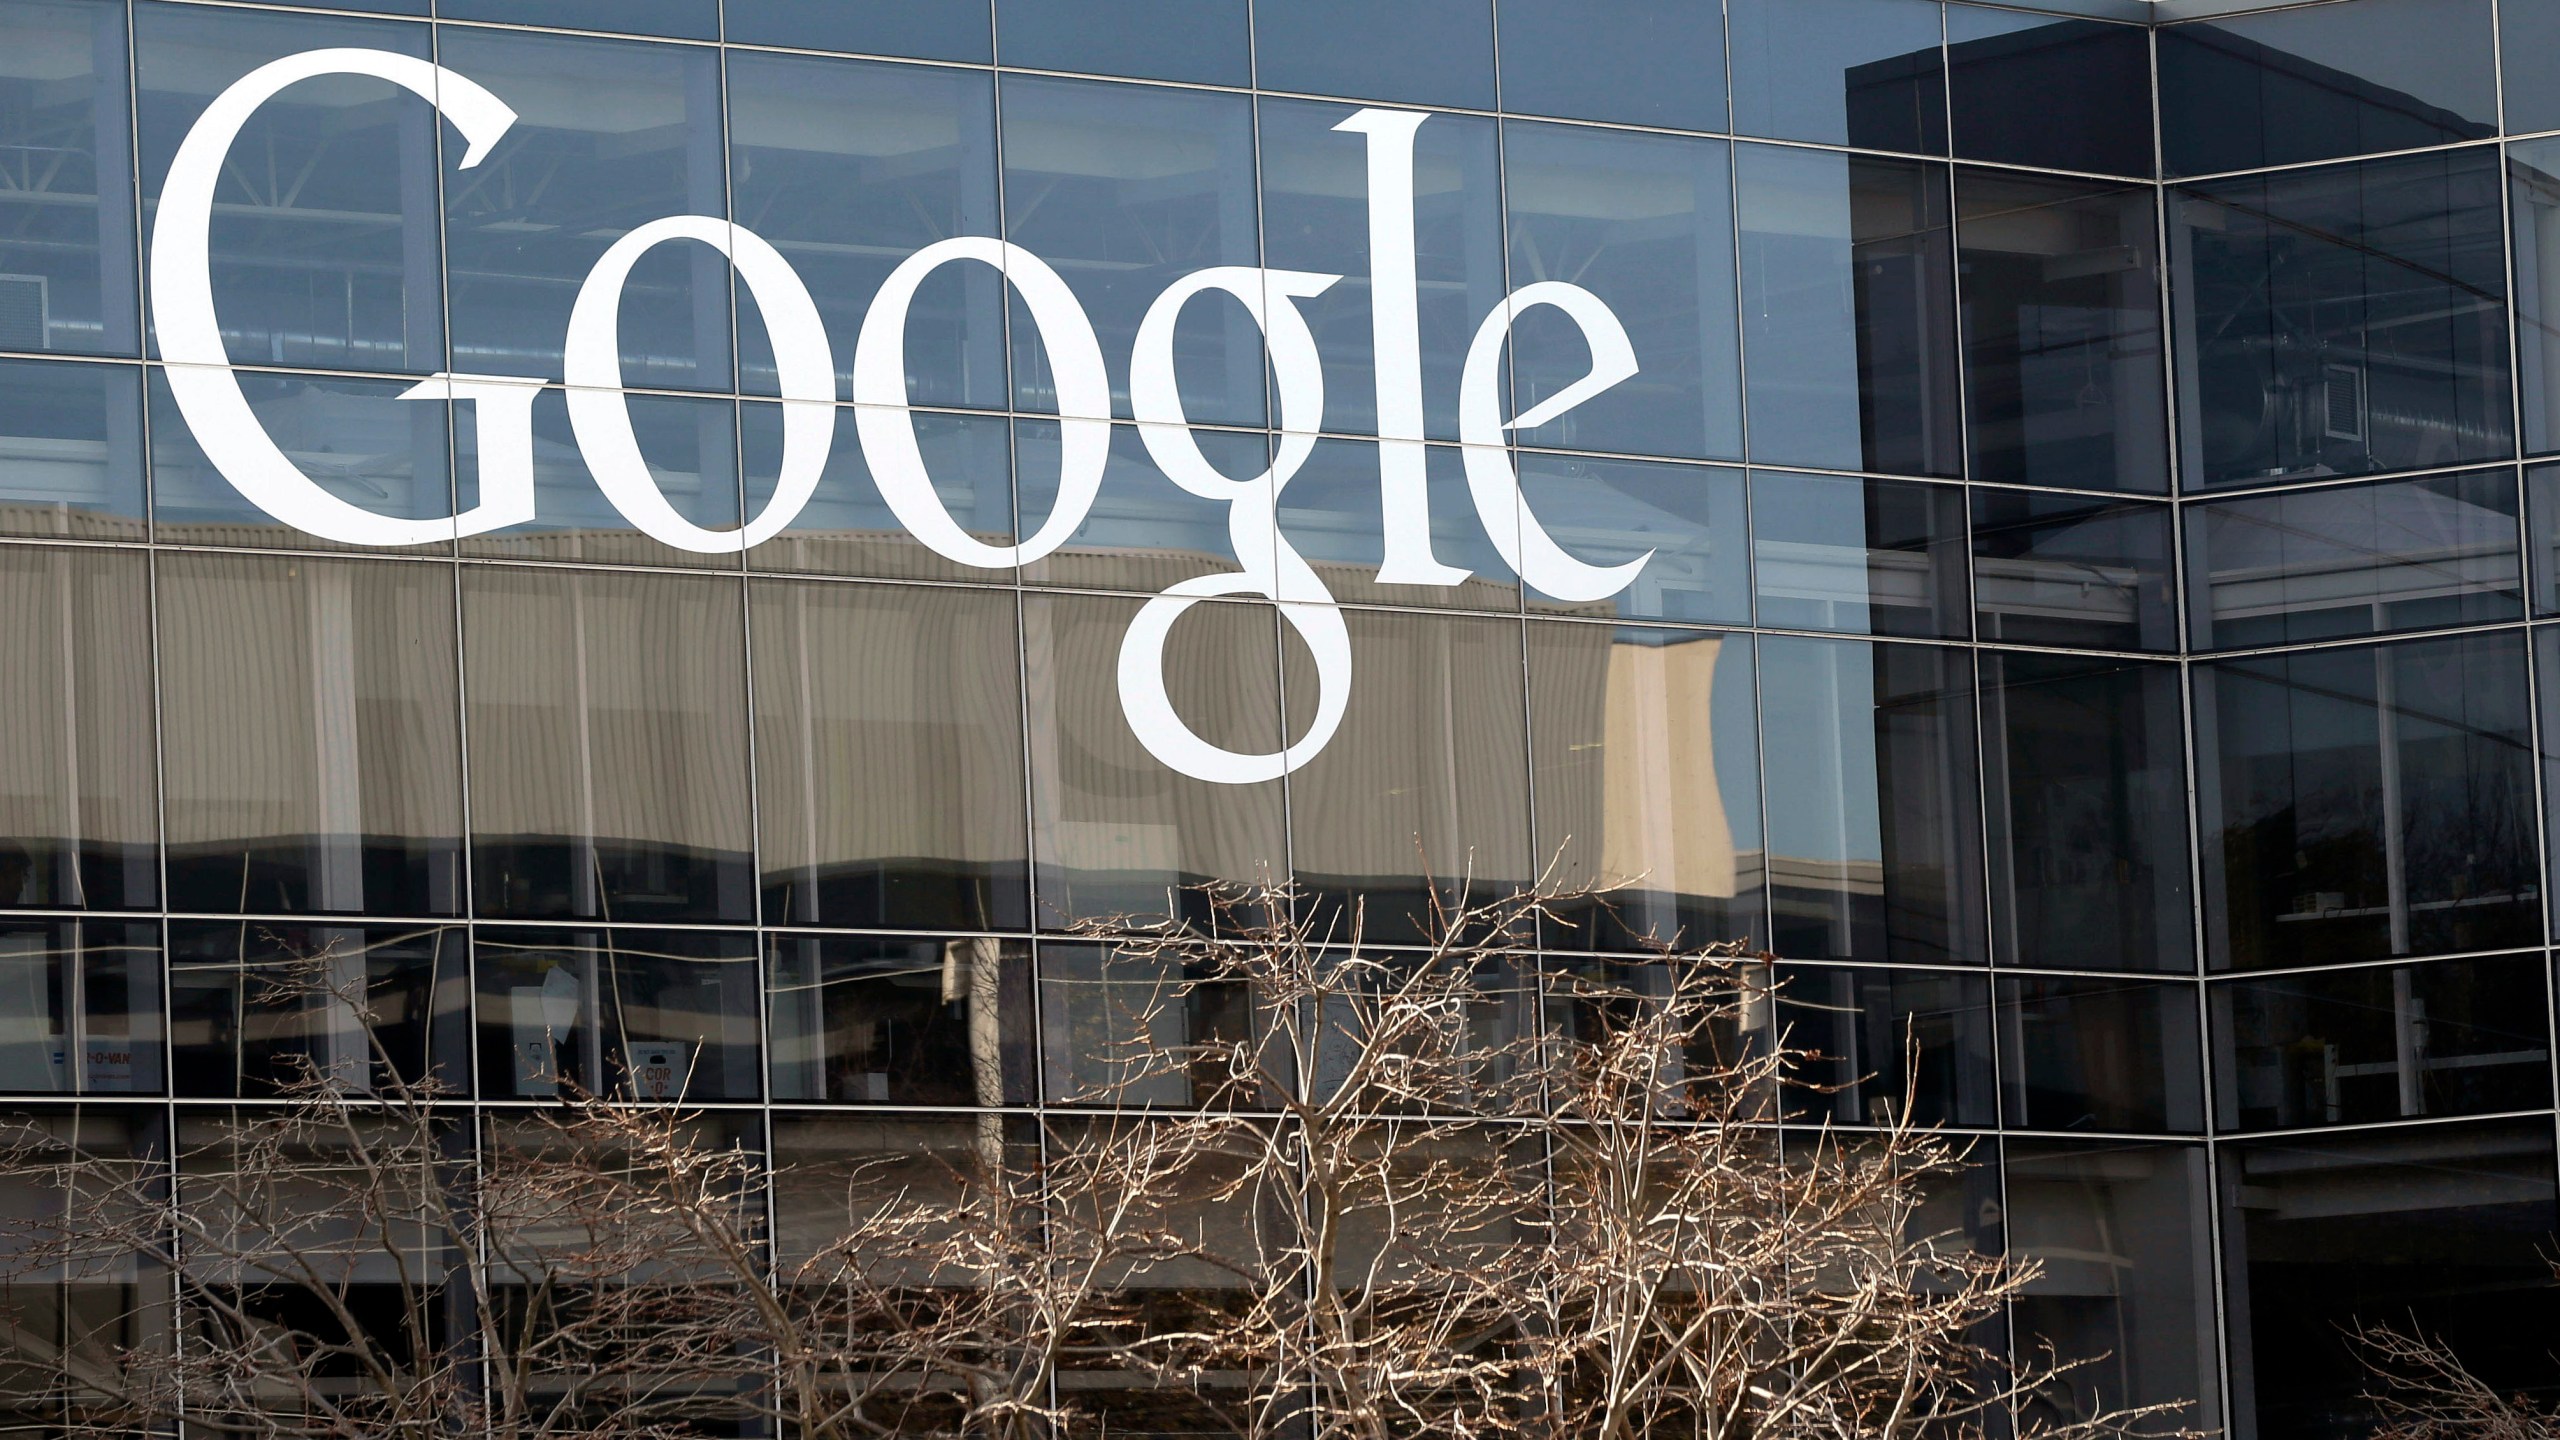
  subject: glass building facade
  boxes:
[0,0,2557,1433]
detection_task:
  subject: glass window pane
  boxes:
[1001,77,1261,426]
[2506,137,2560,456]
[0,359,145,539]
[723,0,992,61]
[1037,940,1263,1108]
[1946,11,2152,179]
[2160,0,2496,178]
[1972,491,2177,652]
[996,0,1248,85]
[1777,963,1997,1127]
[474,926,760,1101]
[1998,974,2204,1133]
[1276,439,1517,612]
[751,579,1028,932]
[1955,171,2167,493]
[460,388,741,571]
[2529,462,2560,611]
[1504,123,1739,462]
[1252,0,1496,110]
[0,0,137,356]
[2200,630,2540,970]
[1516,455,1750,626]
[2185,470,2524,650]
[1023,593,1286,929]
[1495,0,1725,131]
[464,567,754,924]
[2220,1122,2560,1440]
[727,53,1002,407]
[1257,98,1502,445]
[1289,609,1531,946]
[1983,652,2194,973]
[135,4,442,374]
[767,934,1032,1105]
[1530,626,1763,954]
[149,368,453,554]
[2211,955,2552,1132]
[2006,1141,2220,1431]
[439,0,717,39]
[2501,0,2560,134]
[1737,145,1963,478]
[167,921,463,1098]
[158,553,462,917]
[1728,0,1945,154]
[1759,636,1985,966]
[2176,148,2514,488]
[748,405,1011,583]
[1752,472,1970,641]
[0,920,160,1095]
[440,29,731,390]
[0,546,155,910]
[1020,421,1266,594]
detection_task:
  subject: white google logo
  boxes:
[154,48,1657,785]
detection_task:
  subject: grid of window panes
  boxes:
[2,0,2560,1435]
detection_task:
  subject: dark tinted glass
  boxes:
[475,926,760,1101]
[726,53,1002,407]
[1737,146,1962,478]
[767,934,1033,1105]
[2501,0,2560,134]
[135,4,442,374]
[1257,98,1502,445]
[2184,471,2525,650]
[0,359,144,539]
[2200,630,2540,970]
[0,546,155,911]
[996,0,1248,85]
[2175,148,2513,489]
[1999,974,2204,1133]
[2006,1142,2220,1430]
[1778,964,1997,1127]
[1503,124,1740,462]
[1023,593,1286,930]
[459,388,741,571]
[167,921,464,1097]
[1495,0,1726,131]
[1946,11,2152,179]
[1276,440,1518,612]
[2160,0,2497,178]
[1515,455,1750,625]
[1971,492,2177,653]
[440,0,717,38]
[1036,940,1267,1108]
[1531,626,1764,954]
[750,579,1029,932]
[149,369,453,553]
[439,29,731,390]
[723,0,992,60]
[1291,609,1532,946]
[1760,637,1985,966]
[158,553,463,918]
[0,919,160,1095]
[1728,0,1947,154]
[2211,955,2552,1132]
[0,0,135,355]
[1752,472,1970,641]
[1252,0,1496,110]
[750,406,1011,583]
[2220,1122,2560,1440]
[464,567,754,925]
[1001,77,1261,426]
[1956,171,2167,493]
[2507,137,2560,455]
[1983,652,2193,974]
[2528,463,2560,610]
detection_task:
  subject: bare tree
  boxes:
[2351,1270,2560,1440]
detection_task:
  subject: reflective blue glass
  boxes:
[724,0,992,61]
[727,52,1002,407]
[1253,0,1496,110]
[461,387,741,570]
[1504,123,1740,463]
[135,4,442,374]
[439,29,731,390]
[2160,0,2496,178]
[1494,0,1726,132]
[1275,438,1518,612]
[1021,421,1266,592]
[2502,0,2560,135]
[1753,471,1970,641]
[1946,10,2152,179]
[1728,0,1947,154]
[0,357,143,538]
[440,0,718,40]
[996,0,1250,86]
[0,0,136,356]
[1514,454,1750,626]
[1000,76,1262,426]
[149,368,452,553]
[747,403,1010,583]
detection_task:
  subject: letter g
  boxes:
[150,49,542,546]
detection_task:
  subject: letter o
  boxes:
[564,215,836,553]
